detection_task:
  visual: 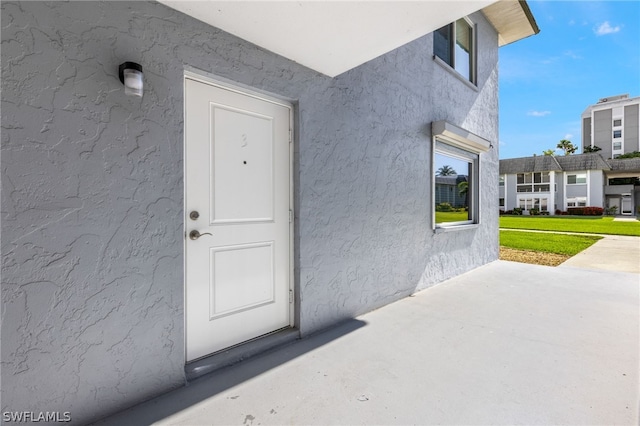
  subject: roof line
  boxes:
[519,0,540,36]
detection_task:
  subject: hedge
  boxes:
[566,206,604,216]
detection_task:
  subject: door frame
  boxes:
[182,70,295,361]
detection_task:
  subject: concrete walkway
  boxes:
[560,234,640,273]
[99,261,639,426]
[499,228,640,273]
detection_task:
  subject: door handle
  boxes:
[189,230,212,240]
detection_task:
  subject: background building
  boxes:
[582,94,640,158]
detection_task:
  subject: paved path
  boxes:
[99,261,639,426]
[500,229,640,274]
[560,234,640,273]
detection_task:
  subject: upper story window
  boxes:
[434,17,476,84]
[567,173,587,185]
[613,141,622,150]
[499,175,505,186]
[613,130,622,138]
[613,119,622,127]
[516,172,550,192]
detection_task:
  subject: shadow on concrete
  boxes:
[95,319,367,425]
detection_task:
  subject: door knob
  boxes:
[189,230,212,240]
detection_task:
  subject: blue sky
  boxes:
[499,0,640,159]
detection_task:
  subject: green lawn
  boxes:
[500,231,603,255]
[500,216,640,237]
[435,211,469,223]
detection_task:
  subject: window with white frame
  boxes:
[613,119,622,127]
[518,197,548,212]
[499,198,505,208]
[432,121,490,229]
[434,147,476,226]
[613,130,622,138]
[613,141,622,150]
[499,175,504,186]
[516,172,550,192]
[434,17,476,84]
[567,173,586,184]
[567,197,587,207]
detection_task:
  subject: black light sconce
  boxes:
[119,62,143,97]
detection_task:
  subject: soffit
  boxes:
[159,0,526,77]
[481,0,539,46]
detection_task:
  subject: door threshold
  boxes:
[185,328,299,381]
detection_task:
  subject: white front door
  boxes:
[185,77,292,362]
[621,197,632,215]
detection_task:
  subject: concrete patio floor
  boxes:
[99,260,639,425]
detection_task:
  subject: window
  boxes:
[613,130,622,138]
[432,121,490,229]
[434,149,475,226]
[613,142,622,150]
[567,173,586,184]
[567,197,587,207]
[434,18,476,84]
[518,197,549,212]
[499,175,504,186]
[516,172,550,192]
[613,119,622,127]
[499,198,505,208]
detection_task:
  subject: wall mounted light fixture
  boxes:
[119,62,143,97]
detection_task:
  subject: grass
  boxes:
[500,231,603,256]
[500,216,640,237]
[435,211,469,223]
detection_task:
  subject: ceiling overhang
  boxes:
[482,0,540,46]
[159,0,539,77]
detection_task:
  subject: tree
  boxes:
[584,145,602,153]
[616,151,640,159]
[542,149,555,156]
[557,139,577,156]
[457,180,468,208]
[436,165,456,176]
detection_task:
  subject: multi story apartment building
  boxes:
[500,95,640,216]
[582,94,640,158]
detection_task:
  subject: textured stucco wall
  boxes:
[2,1,500,422]
[594,109,613,159]
[589,171,604,207]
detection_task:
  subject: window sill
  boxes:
[434,223,479,233]
[433,55,478,92]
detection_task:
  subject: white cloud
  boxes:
[564,50,582,60]
[564,133,574,140]
[527,110,551,117]
[595,21,621,36]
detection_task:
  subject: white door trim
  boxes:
[183,72,295,361]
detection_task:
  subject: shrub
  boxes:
[436,202,454,212]
[555,209,563,215]
[605,206,618,215]
[530,207,540,215]
[512,207,523,215]
[567,206,604,216]
[584,207,604,216]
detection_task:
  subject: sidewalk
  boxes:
[98,261,639,426]
[499,228,640,273]
[560,234,640,273]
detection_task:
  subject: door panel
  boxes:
[185,78,292,362]
[212,106,275,223]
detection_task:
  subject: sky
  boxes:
[498,0,640,159]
